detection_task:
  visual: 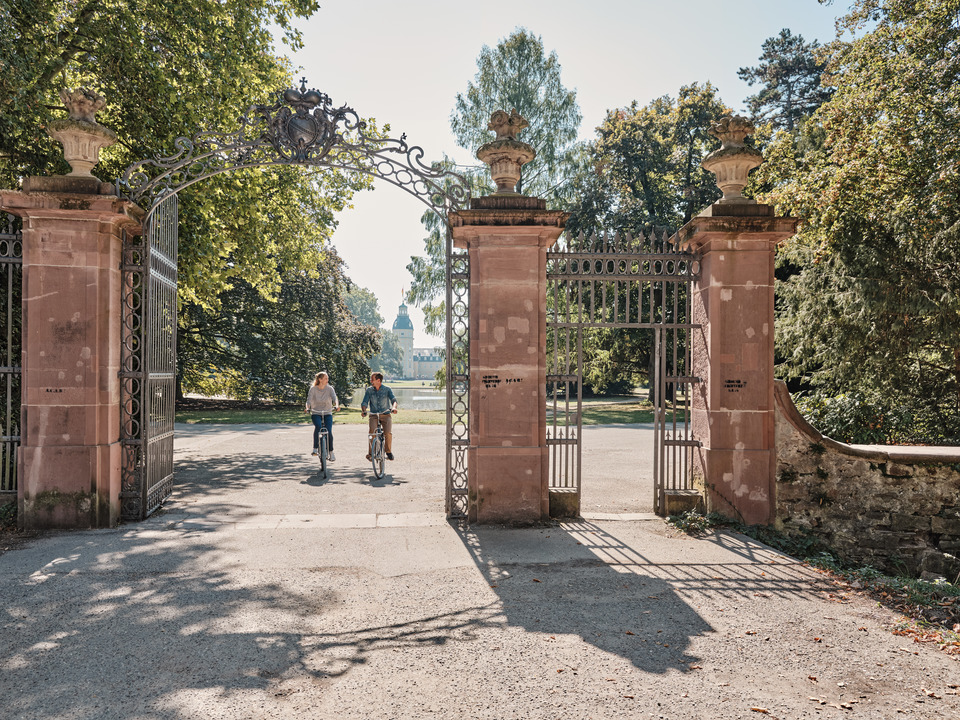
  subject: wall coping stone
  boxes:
[774,380,960,464]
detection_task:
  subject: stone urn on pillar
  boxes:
[45,88,117,177]
[475,109,536,194]
[700,115,763,204]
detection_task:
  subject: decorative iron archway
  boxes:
[116,80,472,520]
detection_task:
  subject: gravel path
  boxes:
[0,423,956,719]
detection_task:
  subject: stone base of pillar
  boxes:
[469,447,547,524]
[19,443,121,529]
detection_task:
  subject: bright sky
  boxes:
[280,0,851,345]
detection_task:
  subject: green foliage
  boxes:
[759,0,960,444]
[737,28,833,131]
[566,82,728,235]
[667,510,726,535]
[178,247,378,403]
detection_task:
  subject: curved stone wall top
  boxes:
[774,380,960,463]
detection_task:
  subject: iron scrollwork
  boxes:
[119,79,471,218]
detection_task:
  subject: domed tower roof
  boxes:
[392,302,414,331]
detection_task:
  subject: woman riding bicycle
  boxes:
[360,371,398,460]
[305,371,340,460]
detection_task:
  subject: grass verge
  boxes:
[668,511,960,657]
[176,400,444,425]
[177,397,666,426]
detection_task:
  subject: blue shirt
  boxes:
[361,384,397,414]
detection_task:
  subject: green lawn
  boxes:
[176,397,671,425]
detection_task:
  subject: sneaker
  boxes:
[311,449,318,456]
[386,453,394,461]
[365,454,371,461]
[328,452,335,462]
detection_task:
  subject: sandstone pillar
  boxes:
[450,109,567,523]
[675,117,796,525]
[0,88,142,528]
[452,198,565,523]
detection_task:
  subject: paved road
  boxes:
[0,423,957,719]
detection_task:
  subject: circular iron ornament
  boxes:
[119,78,471,220]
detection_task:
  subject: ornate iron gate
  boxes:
[0,214,21,497]
[120,195,178,520]
[445,227,470,518]
[546,230,700,515]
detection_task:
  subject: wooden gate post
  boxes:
[675,117,796,525]
[0,90,142,529]
[450,111,567,524]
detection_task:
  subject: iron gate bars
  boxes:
[445,226,470,518]
[119,195,178,520]
[546,230,701,515]
[0,214,21,497]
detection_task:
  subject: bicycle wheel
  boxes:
[319,432,328,478]
[372,434,385,479]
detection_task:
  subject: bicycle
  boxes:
[312,411,334,480]
[363,411,387,479]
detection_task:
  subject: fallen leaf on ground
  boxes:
[625,631,635,635]
[750,707,769,714]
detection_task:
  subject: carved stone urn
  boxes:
[476,108,536,194]
[46,88,117,177]
[701,115,763,203]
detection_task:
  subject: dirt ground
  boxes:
[0,423,957,719]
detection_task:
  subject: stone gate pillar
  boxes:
[0,89,142,529]
[450,110,567,524]
[675,117,796,525]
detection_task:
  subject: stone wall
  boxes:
[774,381,960,580]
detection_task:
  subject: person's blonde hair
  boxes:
[313,371,328,386]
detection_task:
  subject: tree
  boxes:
[567,82,729,235]
[738,28,833,132]
[0,0,373,310]
[451,27,582,200]
[758,0,960,442]
[178,248,378,403]
[345,286,403,376]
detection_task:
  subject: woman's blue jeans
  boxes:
[311,413,334,451]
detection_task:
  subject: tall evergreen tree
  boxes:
[450,27,582,200]
[738,28,833,131]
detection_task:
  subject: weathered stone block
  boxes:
[883,463,913,477]
[938,539,960,554]
[931,517,960,535]
[889,514,931,532]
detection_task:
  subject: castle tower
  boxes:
[391,301,415,379]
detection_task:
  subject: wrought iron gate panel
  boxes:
[120,195,177,520]
[445,227,470,518]
[547,230,700,514]
[0,214,22,495]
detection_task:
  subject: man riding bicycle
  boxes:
[360,371,398,460]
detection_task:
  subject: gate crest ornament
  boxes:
[119,79,469,217]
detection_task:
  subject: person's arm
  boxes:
[388,387,398,413]
[360,387,370,415]
[304,386,314,413]
[331,386,340,411]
